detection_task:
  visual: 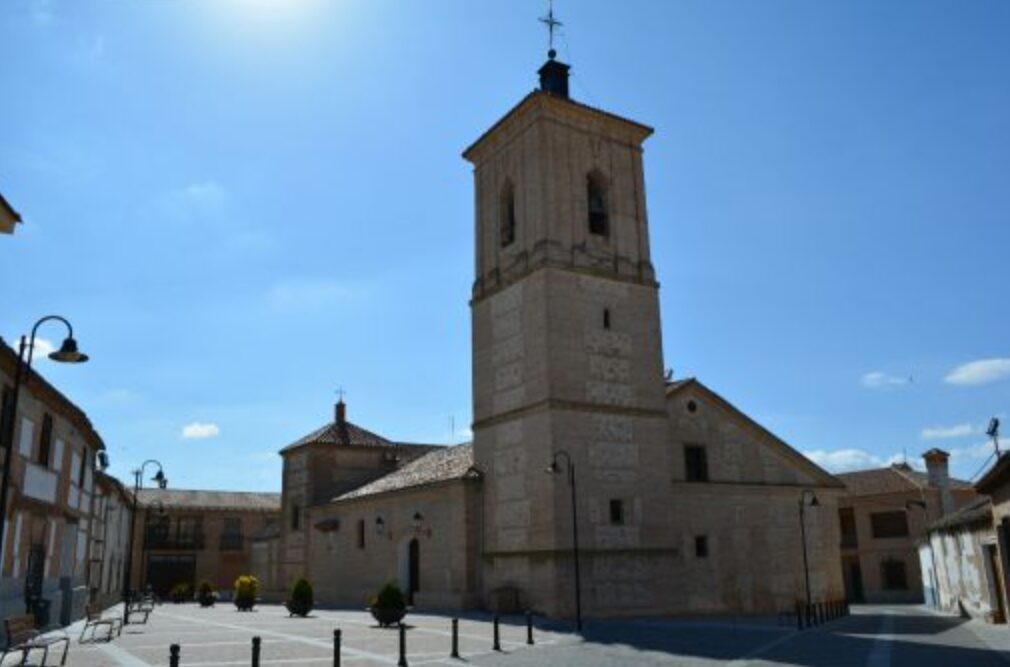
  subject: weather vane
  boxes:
[336,387,345,402]
[539,0,562,58]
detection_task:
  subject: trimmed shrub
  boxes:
[368,580,407,627]
[170,581,193,604]
[285,578,314,617]
[197,581,217,607]
[234,575,260,611]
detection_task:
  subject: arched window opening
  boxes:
[500,181,516,248]
[603,308,611,329]
[587,172,609,237]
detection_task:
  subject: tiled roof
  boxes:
[976,453,1010,495]
[335,444,478,502]
[837,464,973,496]
[927,496,993,533]
[0,337,105,451]
[137,488,281,512]
[281,419,397,452]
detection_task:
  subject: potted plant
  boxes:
[368,580,407,627]
[197,581,218,607]
[234,575,260,611]
[169,582,193,604]
[285,578,314,617]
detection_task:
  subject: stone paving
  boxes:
[5,603,1010,666]
[7,603,572,667]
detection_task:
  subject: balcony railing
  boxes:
[145,531,205,551]
[219,535,244,551]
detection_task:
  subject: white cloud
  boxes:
[803,448,911,473]
[949,440,997,463]
[181,422,220,439]
[944,358,1010,387]
[921,423,973,440]
[860,371,910,389]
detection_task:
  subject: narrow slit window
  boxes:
[357,519,366,549]
[684,445,709,482]
[587,172,609,237]
[500,181,516,248]
[609,499,624,525]
[603,308,611,329]
[695,535,709,558]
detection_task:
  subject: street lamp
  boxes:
[546,450,582,632]
[0,316,89,563]
[907,499,939,607]
[122,460,167,624]
[798,489,820,606]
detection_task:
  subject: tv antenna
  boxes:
[987,417,1001,456]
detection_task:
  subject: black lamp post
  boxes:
[798,489,819,606]
[122,460,167,624]
[0,316,89,566]
[547,450,582,632]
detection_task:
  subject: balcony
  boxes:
[23,462,57,504]
[145,530,205,551]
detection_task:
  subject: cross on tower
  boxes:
[336,387,345,403]
[539,0,563,57]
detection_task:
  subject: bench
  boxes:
[78,604,122,643]
[124,594,154,625]
[2,614,69,666]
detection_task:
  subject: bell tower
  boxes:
[464,46,670,616]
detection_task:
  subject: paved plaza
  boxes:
[6,604,1010,666]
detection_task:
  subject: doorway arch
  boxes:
[397,536,421,605]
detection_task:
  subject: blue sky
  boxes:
[1,0,1007,491]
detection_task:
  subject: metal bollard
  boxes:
[451,618,460,658]
[526,610,534,645]
[493,614,501,651]
[796,602,804,630]
[398,623,408,667]
[333,629,341,667]
[252,636,261,667]
[805,603,812,628]
[169,644,180,667]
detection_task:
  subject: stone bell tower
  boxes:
[463,49,671,617]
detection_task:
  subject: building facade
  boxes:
[0,338,106,628]
[131,489,280,598]
[90,471,134,609]
[262,51,846,619]
[836,450,976,604]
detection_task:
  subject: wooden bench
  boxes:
[78,604,122,643]
[2,614,69,666]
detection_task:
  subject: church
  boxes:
[261,47,845,619]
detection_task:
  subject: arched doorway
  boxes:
[408,538,420,605]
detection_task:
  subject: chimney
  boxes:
[335,400,346,426]
[923,448,954,516]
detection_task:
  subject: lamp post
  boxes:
[907,499,939,607]
[122,460,167,624]
[546,450,582,632]
[0,316,89,564]
[798,489,820,606]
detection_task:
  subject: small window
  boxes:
[500,181,516,248]
[587,172,609,237]
[695,535,708,558]
[357,519,366,549]
[603,309,611,329]
[881,558,908,590]
[686,400,697,413]
[609,499,624,525]
[870,511,908,539]
[38,413,53,467]
[291,505,301,531]
[684,445,709,482]
[78,448,88,486]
